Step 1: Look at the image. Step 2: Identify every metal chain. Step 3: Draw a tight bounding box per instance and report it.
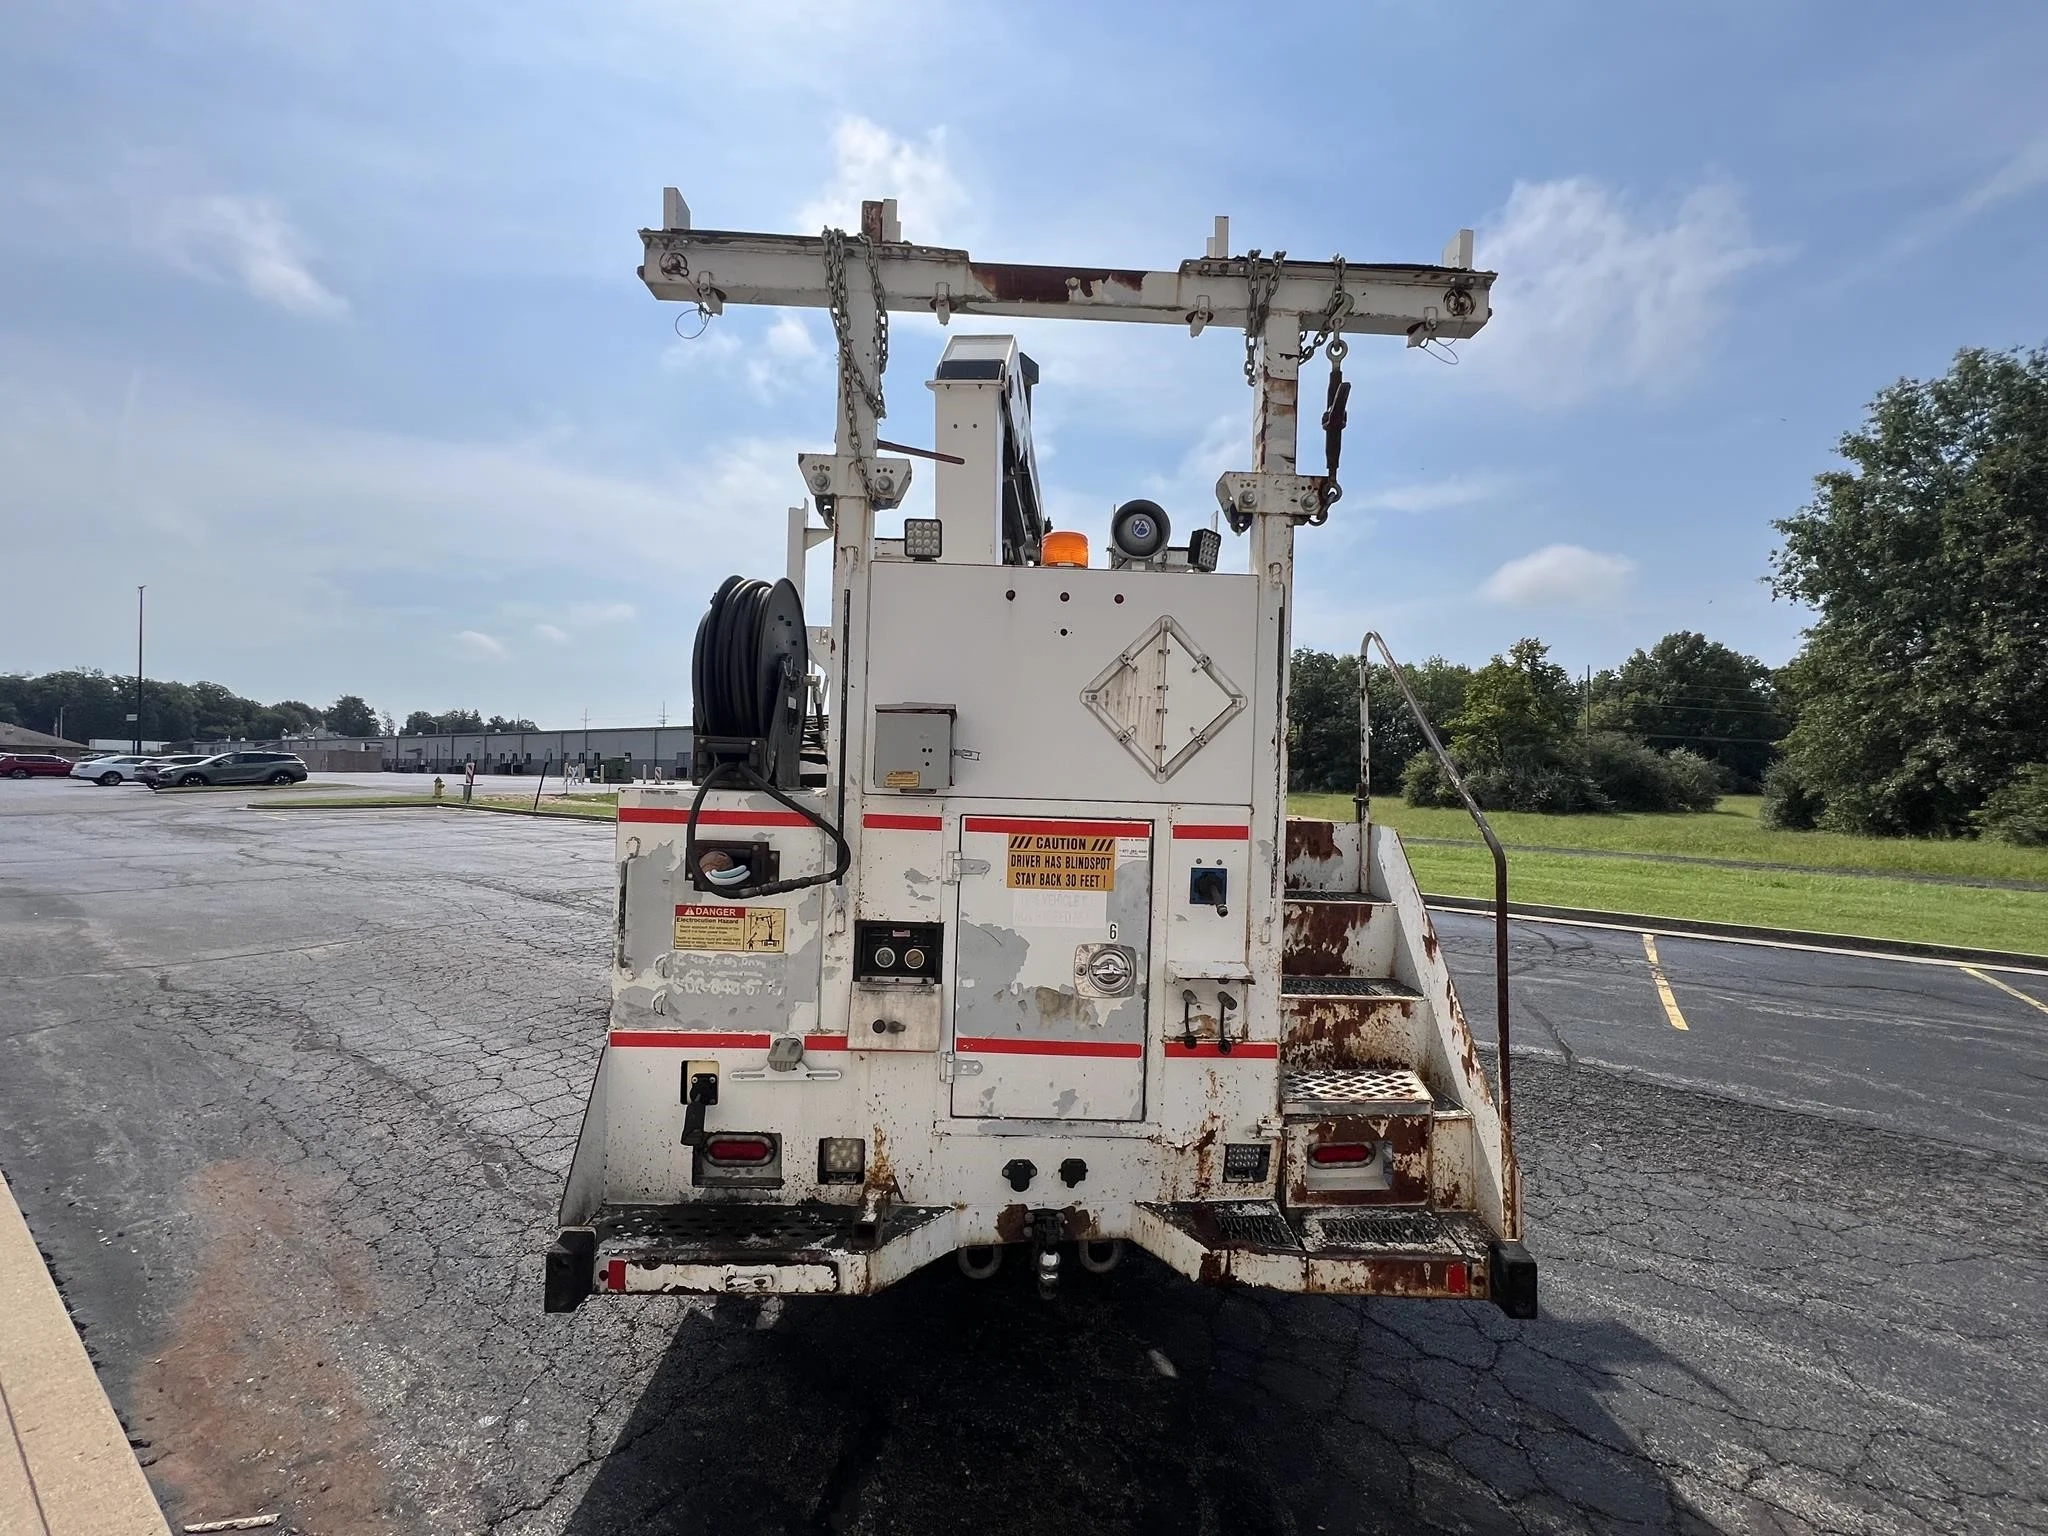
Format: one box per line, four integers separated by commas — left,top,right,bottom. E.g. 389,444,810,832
822,226,891,502
1299,255,1352,368
1241,249,1285,385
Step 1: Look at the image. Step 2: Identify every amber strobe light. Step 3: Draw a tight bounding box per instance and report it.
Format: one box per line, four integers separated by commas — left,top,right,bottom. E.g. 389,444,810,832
1041,529,1089,567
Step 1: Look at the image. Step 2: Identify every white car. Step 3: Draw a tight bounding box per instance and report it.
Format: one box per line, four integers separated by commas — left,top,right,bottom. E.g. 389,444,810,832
70,754,156,786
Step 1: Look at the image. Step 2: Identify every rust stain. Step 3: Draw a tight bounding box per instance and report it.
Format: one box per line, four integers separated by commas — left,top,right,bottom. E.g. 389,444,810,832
1286,818,1338,863
1423,929,1439,961
970,261,1147,304
1191,1116,1219,1194
1283,898,1375,976
135,1161,403,1533
995,1204,1028,1244
1280,995,1416,1069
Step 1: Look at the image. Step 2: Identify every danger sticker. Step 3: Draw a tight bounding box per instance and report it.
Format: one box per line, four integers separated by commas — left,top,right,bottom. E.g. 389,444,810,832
674,904,786,953
1006,834,1117,891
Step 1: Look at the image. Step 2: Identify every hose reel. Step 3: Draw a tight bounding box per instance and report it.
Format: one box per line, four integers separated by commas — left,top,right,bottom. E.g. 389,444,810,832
685,576,848,899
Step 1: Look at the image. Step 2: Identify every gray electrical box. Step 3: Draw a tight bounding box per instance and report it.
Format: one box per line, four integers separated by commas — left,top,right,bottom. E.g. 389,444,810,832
873,704,955,791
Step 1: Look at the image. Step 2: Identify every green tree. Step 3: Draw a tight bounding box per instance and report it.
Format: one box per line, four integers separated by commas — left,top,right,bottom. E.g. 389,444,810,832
1368,657,1473,795
401,711,440,736
485,714,539,733
1450,639,1579,775
326,695,379,736
1769,344,2048,835
1287,650,1358,792
1587,631,1785,790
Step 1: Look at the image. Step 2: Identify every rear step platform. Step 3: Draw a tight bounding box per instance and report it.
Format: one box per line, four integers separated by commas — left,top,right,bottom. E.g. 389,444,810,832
1134,1199,1536,1315
548,1202,955,1306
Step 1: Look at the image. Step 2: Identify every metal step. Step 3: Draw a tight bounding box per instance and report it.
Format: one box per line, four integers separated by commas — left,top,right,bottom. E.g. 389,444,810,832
1280,1065,1432,1117
1134,1198,1503,1300
1279,975,1419,998
593,1200,950,1266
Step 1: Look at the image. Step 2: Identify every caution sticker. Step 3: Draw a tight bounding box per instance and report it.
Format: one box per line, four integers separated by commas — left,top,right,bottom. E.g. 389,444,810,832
1006,833,1117,891
883,770,921,788
674,903,786,953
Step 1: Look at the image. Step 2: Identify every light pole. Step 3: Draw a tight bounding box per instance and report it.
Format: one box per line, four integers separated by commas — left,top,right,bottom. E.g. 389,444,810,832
134,585,146,755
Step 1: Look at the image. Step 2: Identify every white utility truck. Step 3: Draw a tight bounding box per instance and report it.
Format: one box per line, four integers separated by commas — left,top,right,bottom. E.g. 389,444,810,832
545,196,1534,1316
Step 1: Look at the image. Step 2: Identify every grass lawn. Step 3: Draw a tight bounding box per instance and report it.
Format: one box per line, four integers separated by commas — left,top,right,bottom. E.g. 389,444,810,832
1288,792,2048,886
1402,841,2048,955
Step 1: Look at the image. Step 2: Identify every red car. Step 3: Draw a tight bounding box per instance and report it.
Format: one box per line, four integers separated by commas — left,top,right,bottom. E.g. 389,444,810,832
0,753,74,779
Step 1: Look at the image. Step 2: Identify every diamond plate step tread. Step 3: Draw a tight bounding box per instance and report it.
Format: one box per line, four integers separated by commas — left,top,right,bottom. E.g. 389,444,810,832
1297,1209,1494,1261
1279,975,1422,998
594,1202,949,1261
1281,1065,1432,1116
1143,1199,1303,1253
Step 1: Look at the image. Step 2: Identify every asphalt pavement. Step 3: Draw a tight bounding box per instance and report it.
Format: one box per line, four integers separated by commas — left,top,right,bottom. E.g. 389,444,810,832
0,781,2043,1535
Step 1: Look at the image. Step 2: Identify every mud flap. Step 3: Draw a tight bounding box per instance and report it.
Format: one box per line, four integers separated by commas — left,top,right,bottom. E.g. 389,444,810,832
1488,1238,1537,1319
545,1228,597,1314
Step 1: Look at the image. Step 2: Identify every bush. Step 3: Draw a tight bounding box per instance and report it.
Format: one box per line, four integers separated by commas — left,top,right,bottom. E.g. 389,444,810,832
1402,749,1460,807
1980,764,2048,846
1758,758,1824,830
1575,734,1720,812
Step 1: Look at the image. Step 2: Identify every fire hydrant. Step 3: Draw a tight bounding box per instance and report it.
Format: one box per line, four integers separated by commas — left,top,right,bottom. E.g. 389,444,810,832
433,776,445,799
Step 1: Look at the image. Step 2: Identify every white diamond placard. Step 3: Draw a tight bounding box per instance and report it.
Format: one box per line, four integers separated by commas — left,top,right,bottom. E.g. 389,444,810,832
1081,616,1246,781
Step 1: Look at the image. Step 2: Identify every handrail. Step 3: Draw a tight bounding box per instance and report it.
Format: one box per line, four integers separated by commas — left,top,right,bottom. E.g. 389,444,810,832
1357,633,1518,1240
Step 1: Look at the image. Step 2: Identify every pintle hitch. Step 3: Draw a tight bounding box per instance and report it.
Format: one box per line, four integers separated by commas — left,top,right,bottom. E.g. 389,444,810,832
1031,1209,1064,1300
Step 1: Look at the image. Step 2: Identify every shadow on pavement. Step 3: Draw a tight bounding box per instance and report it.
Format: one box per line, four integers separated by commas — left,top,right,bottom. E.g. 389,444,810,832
560,1250,1703,1536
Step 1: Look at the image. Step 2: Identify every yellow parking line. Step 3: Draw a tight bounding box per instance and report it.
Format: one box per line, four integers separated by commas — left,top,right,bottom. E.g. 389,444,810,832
1641,933,1690,1031
1963,966,2048,1017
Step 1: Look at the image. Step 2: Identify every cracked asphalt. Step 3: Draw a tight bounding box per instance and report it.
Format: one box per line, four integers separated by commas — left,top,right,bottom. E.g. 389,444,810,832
1,784,2044,1535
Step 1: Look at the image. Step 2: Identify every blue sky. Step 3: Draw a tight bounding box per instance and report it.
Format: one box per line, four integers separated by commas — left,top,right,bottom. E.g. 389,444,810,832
5,1,2046,729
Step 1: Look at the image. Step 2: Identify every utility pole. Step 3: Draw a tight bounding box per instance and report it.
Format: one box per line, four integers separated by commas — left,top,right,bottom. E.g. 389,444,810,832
134,585,146,754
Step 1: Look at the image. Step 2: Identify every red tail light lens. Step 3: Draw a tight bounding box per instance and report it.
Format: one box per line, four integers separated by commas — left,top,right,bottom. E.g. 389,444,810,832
1309,1142,1374,1166
706,1136,773,1164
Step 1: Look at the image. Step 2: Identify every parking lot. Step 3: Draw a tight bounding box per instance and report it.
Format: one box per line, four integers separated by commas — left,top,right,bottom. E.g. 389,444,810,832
1,781,2044,1534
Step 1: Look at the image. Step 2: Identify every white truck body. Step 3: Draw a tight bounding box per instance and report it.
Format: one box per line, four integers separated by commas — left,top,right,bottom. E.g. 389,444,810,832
547,201,1533,1315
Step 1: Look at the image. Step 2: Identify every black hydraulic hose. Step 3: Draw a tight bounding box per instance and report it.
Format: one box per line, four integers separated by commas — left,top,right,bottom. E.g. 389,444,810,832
684,758,850,899
687,575,849,899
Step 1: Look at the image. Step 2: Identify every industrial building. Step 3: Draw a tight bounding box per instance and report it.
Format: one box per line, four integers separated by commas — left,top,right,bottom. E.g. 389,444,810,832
179,727,695,778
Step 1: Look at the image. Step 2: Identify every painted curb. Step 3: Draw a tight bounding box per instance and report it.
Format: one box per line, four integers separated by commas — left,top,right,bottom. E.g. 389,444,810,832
0,1170,172,1535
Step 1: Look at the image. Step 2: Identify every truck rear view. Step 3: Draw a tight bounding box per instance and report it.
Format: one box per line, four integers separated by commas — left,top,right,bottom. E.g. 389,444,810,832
546,199,1534,1318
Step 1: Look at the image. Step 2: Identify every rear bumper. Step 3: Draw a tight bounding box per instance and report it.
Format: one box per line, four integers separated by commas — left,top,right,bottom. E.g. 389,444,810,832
545,1200,1535,1316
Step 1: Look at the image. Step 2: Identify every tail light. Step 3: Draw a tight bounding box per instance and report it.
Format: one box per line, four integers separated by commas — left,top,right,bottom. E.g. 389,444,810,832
705,1136,773,1165
1309,1142,1375,1166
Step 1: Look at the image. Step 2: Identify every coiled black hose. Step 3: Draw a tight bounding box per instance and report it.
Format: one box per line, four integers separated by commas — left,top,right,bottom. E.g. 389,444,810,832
686,576,848,899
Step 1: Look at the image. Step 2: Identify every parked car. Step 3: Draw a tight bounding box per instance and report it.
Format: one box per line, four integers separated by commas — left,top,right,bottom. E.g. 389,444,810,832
135,754,215,785
0,753,75,779
70,754,156,785
162,751,309,787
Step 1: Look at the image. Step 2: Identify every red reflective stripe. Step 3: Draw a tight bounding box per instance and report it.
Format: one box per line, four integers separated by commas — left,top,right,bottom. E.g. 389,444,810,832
962,817,1150,837
606,1259,626,1292
954,1036,1144,1058
1172,824,1250,840
803,1035,849,1051
609,1031,771,1048
863,813,943,830
618,807,812,826
1163,1041,1278,1059
1447,1262,1469,1296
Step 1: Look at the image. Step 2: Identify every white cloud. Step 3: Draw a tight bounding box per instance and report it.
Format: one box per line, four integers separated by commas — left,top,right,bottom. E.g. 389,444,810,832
1348,474,1513,514
155,194,348,318
1878,132,2048,269
795,116,967,244
1470,178,1772,408
533,623,569,644
567,601,635,626
1482,544,1635,609
454,629,508,660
